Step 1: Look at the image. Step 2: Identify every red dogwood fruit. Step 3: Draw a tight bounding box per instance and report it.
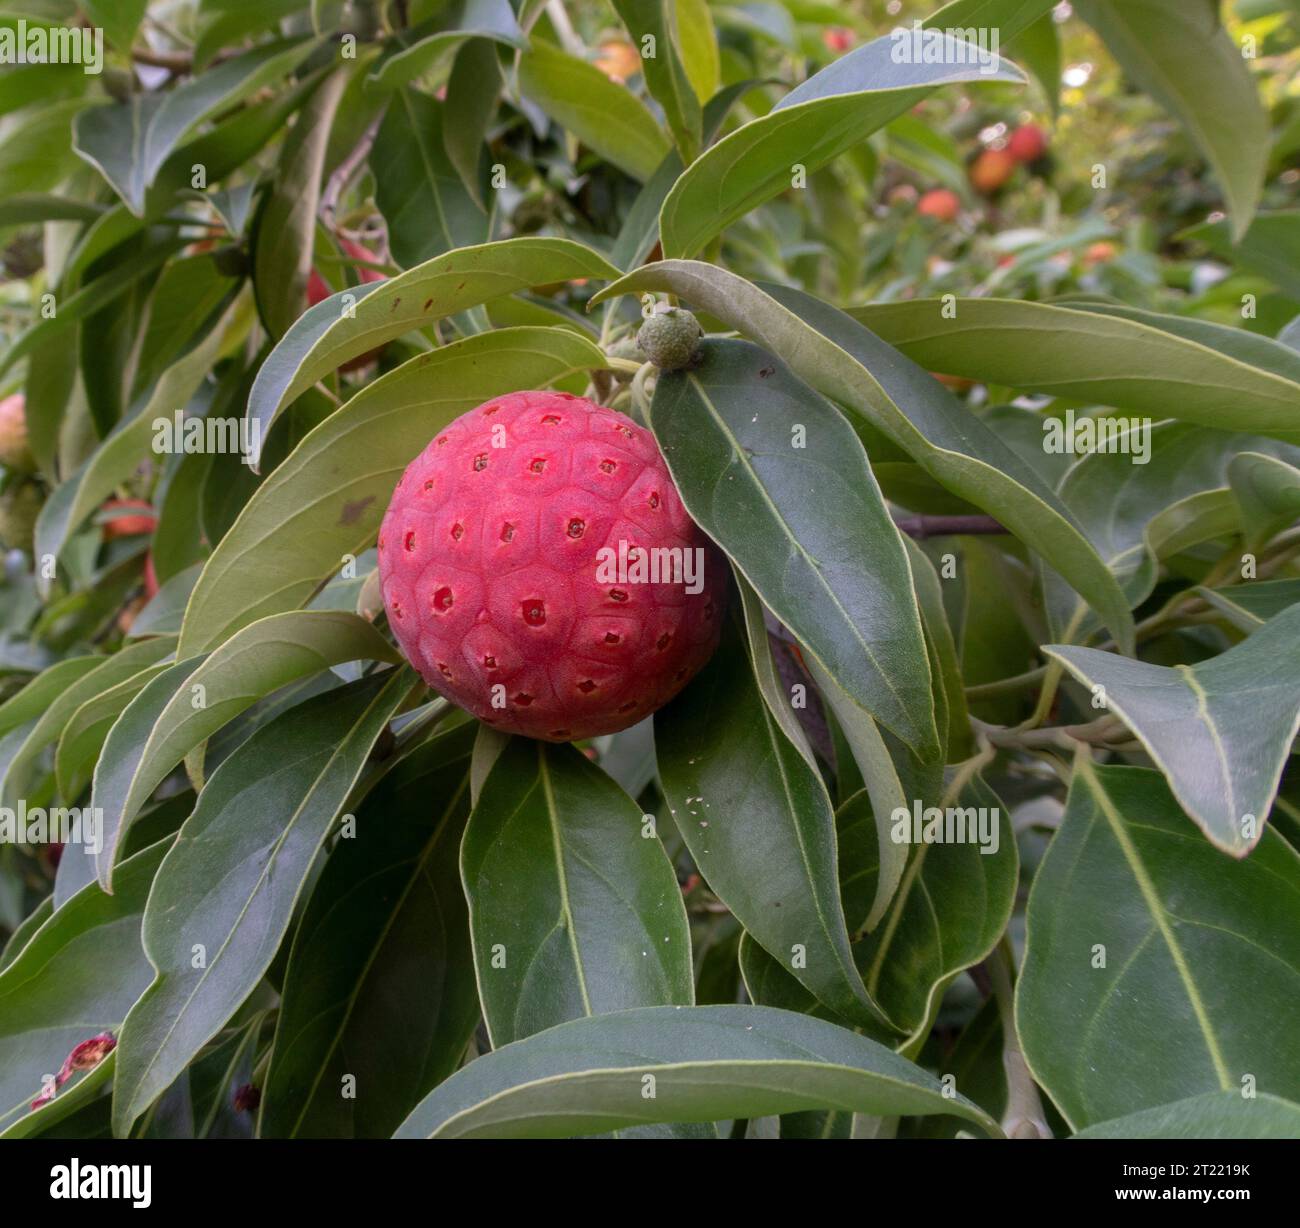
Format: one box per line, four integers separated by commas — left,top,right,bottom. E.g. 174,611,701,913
378,391,727,741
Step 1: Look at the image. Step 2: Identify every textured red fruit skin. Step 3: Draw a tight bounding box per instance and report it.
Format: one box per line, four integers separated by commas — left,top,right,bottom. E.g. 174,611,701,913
378,391,727,741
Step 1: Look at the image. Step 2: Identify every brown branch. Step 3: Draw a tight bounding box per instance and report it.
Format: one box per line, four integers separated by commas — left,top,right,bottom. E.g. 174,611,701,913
891,512,1008,540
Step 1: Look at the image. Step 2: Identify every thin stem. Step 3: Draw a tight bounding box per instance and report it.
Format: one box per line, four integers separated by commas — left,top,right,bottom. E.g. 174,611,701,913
891,512,1007,539
988,938,1052,1139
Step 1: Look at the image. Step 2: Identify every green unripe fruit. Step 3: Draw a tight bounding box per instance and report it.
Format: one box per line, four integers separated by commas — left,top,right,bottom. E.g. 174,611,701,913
0,481,43,552
636,305,702,372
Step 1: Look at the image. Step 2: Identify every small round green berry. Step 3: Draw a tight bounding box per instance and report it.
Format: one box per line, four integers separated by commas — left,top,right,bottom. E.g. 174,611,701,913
636,305,702,372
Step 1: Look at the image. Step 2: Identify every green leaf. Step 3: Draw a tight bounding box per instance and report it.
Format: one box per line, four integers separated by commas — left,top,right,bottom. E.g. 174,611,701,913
675,0,720,102
253,69,350,339
1227,451,1300,550
1196,579,1300,631
262,723,481,1137
245,238,620,460
372,88,488,268
393,1004,1000,1138
93,611,400,890
922,0,1059,43
0,98,88,196
611,1,701,162
1182,211,1300,302
657,30,1024,258
55,662,177,805
650,337,937,758
1041,421,1300,642
33,291,247,585
1074,1091,1300,1140
655,612,891,1033
0,840,168,1135
1075,0,1268,240
517,40,671,182
589,266,1135,654
442,38,502,207
366,0,526,93
463,738,692,1047
852,298,1300,446
0,193,104,229
1045,604,1300,856
111,668,414,1136
838,777,1017,1036
1017,762,1300,1129
0,655,103,739
72,38,318,215
0,637,176,811
182,326,606,653
82,0,146,50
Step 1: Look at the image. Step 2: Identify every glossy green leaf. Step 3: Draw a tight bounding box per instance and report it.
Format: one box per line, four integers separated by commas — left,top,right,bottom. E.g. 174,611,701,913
372,88,488,268
182,326,606,653
464,738,692,1047
442,38,502,206
1196,579,1300,632
1042,422,1300,642
0,840,167,1135
517,40,670,182
72,38,318,215
852,298,1300,445
590,265,1134,654
1182,211,1300,302
675,0,720,101
112,668,414,1136
1074,1091,1300,1140
94,611,400,890
55,662,178,805
838,777,1017,1036
394,1004,1000,1138
1045,604,1300,856
366,0,526,92
33,291,247,586
655,612,890,1032
611,1,701,162
650,337,936,757
81,0,146,51
1227,451,1300,550
253,69,350,339
262,723,481,1137
0,637,176,810
1018,762,1300,1129
245,238,620,460
658,30,1024,258
1076,0,1267,240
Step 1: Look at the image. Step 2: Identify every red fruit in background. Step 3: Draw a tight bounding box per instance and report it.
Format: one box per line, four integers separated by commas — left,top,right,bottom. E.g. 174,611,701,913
822,27,854,52
1007,123,1047,163
969,147,1016,195
593,39,641,83
0,392,34,472
144,552,159,600
308,237,387,371
1083,240,1117,266
378,391,727,741
917,189,960,222
101,498,156,540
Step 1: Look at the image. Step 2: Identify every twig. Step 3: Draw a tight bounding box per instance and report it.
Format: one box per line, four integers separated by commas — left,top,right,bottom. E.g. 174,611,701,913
321,117,383,229
987,939,1052,1139
891,512,1007,540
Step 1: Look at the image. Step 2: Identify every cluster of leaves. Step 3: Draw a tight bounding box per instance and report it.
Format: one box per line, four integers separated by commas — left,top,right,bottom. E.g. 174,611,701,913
0,0,1298,1141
